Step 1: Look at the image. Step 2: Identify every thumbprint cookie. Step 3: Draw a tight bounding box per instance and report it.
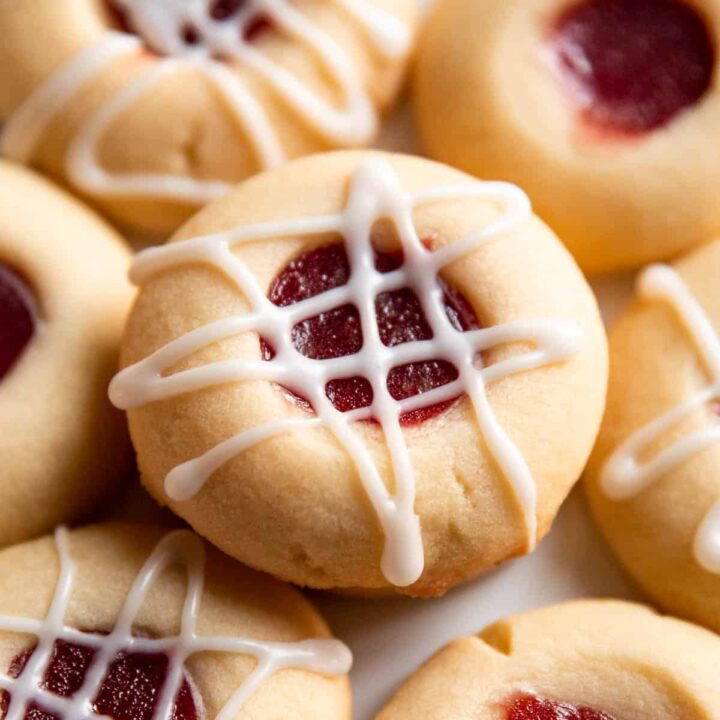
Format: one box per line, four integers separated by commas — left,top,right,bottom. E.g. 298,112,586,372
375,600,720,720
0,523,351,719
414,0,720,274
0,161,133,548
111,151,607,596
0,0,417,236
586,240,720,633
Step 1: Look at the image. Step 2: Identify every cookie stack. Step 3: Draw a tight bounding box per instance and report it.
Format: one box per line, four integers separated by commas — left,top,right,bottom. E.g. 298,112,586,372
0,1,719,719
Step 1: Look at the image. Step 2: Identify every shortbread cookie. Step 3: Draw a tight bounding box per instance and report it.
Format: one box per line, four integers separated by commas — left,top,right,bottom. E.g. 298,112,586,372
0,0,417,235
414,0,720,273
0,161,133,548
111,151,607,596
0,523,351,720
585,240,720,633
376,600,720,719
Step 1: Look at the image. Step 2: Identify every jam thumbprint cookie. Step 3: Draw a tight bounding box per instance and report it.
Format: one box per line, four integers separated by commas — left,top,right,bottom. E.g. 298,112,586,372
414,0,720,274
586,240,720,633
0,161,133,549
375,601,720,720
0,0,417,236
110,151,607,595
0,524,351,720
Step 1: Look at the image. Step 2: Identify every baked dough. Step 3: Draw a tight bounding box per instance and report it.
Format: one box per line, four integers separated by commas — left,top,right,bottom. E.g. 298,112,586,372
0,0,417,235
0,160,133,548
112,150,607,596
413,0,720,274
585,239,720,633
375,600,720,720
0,523,351,719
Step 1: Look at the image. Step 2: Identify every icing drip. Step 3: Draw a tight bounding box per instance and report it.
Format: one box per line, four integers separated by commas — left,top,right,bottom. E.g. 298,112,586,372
1,0,410,204
601,264,720,574
0,528,351,720
109,158,583,587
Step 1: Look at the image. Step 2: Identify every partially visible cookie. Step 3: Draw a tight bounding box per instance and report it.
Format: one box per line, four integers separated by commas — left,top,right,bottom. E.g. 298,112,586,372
0,160,134,548
414,0,720,273
0,0,418,235
585,240,720,633
0,523,352,720
376,600,720,719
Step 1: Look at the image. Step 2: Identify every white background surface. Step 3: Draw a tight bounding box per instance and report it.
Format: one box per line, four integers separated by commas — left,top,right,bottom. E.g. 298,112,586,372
309,98,643,719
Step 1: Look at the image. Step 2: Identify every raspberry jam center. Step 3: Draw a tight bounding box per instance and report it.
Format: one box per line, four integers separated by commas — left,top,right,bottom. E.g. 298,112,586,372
1,638,198,720
507,694,616,720
262,242,480,425
551,0,715,135
106,0,271,54
0,263,37,382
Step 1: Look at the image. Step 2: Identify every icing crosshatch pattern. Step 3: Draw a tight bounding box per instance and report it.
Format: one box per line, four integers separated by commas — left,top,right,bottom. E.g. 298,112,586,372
0,528,351,720
110,158,584,587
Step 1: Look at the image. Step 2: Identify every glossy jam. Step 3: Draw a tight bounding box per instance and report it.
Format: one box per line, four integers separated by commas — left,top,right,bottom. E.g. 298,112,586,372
0,263,37,382
263,242,480,425
551,0,715,135
1,638,198,720
106,0,271,53
507,694,616,720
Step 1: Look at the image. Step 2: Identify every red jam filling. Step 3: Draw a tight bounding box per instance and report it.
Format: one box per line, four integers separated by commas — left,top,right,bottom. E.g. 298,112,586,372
1,638,198,720
0,263,36,382
507,694,616,720
551,0,715,135
262,242,480,425
105,0,271,52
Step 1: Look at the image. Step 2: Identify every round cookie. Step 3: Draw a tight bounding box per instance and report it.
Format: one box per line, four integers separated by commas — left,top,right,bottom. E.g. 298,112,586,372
0,160,134,548
111,150,607,596
413,0,720,274
0,0,418,236
375,600,720,720
0,523,351,719
585,240,720,633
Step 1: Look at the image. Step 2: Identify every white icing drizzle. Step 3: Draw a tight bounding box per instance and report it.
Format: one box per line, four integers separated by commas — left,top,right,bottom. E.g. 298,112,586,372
0,527,351,720
600,264,720,574
109,158,583,587
1,0,410,203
